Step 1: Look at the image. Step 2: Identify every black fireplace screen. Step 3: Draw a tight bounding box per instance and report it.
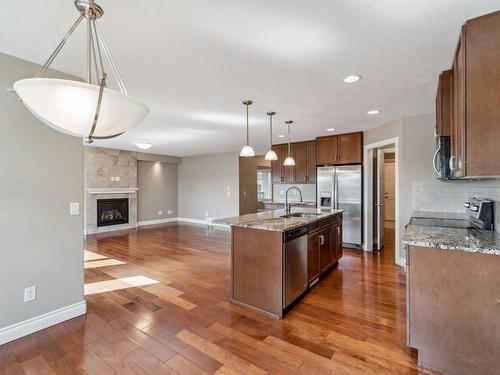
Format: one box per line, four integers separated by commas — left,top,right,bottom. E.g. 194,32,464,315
97,198,129,227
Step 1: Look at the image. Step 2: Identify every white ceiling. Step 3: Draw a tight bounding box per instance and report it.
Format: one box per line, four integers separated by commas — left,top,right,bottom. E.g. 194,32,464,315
2,1,500,156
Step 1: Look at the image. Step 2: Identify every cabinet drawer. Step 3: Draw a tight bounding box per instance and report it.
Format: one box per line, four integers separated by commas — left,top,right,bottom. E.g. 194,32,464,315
308,221,319,233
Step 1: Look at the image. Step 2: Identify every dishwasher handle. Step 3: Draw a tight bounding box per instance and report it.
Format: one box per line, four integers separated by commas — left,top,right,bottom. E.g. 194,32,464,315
284,226,308,242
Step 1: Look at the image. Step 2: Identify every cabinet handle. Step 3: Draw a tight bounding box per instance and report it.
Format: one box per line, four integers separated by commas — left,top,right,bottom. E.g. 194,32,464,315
319,235,325,245
432,145,441,175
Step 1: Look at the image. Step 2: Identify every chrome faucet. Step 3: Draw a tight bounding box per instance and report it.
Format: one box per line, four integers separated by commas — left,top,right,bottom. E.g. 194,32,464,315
285,187,303,214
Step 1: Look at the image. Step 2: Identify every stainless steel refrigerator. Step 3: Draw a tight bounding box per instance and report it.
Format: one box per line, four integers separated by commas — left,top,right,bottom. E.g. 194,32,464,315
317,165,362,249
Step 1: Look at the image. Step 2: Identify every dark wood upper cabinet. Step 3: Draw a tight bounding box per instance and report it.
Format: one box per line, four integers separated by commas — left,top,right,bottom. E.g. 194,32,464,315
337,132,363,164
464,11,500,177
271,144,283,183
316,132,363,166
446,11,500,178
306,141,317,183
316,136,338,165
292,142,308,183
435,70,452,138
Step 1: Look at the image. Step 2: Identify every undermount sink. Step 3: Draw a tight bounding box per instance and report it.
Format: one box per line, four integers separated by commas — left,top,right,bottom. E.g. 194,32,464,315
281,212,322,219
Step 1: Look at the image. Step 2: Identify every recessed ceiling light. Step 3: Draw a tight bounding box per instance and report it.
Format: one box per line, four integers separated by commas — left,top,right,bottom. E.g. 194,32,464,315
326,128,336,132
343,75,361,83
367,110,380,115
136,142,152,150
278,134,285,138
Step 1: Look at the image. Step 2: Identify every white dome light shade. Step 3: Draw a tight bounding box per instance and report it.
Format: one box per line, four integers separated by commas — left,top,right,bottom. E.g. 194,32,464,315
136,142,152,150
240,144,255,157
14,78,149,138
283,156,295,166
265,150,278,161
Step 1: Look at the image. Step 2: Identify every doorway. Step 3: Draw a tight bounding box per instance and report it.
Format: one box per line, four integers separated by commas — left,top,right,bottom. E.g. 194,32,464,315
363,138,401,266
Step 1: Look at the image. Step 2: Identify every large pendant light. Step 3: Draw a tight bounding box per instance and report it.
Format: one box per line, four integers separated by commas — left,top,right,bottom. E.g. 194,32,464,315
264,111,278,161
240,100,255,157
13,0,149,143
283,120,295,166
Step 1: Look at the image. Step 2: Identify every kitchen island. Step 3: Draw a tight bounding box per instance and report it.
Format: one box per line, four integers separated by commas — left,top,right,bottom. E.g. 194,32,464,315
215,208,343,319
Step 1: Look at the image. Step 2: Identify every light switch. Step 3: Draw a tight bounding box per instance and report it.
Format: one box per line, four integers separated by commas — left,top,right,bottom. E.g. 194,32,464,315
115,176,120,181
70,202,80,215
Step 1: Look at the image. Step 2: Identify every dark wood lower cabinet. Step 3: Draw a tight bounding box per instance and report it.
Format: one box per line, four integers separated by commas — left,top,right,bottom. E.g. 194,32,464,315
308,214,342,286
307,232,320,283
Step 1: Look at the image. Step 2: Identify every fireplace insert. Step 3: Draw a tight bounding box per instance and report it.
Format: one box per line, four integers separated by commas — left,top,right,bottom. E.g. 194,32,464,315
97,198,129,227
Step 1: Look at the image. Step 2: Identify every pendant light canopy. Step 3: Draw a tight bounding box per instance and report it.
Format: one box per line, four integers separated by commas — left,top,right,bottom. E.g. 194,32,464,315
13,0,148,143
264,111,278,161
240,100,255,157
283,120,295,166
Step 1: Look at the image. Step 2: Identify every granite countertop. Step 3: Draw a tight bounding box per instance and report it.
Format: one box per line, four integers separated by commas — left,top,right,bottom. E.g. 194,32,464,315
402,211,500,256
214,208,343,232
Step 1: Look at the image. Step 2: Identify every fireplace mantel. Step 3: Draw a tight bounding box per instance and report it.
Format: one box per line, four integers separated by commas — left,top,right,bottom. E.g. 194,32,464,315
87,188,139,195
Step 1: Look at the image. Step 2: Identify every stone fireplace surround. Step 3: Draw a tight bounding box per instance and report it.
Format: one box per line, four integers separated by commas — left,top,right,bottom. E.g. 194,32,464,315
84,147,139,235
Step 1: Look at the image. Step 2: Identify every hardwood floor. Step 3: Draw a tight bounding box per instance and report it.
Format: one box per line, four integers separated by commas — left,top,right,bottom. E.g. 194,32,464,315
0,223,435,374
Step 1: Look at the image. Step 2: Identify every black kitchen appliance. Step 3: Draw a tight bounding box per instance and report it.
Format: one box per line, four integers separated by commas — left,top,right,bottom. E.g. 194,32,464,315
433,136,451,179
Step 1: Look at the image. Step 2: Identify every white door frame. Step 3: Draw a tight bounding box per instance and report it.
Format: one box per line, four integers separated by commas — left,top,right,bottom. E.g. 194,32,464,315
363,137,403,266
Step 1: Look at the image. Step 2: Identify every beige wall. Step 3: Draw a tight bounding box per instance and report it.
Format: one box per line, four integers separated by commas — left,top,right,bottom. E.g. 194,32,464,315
0,53,84,331
239,156,270,215
179,152,239,220
364,113,445,263
138,160,178,222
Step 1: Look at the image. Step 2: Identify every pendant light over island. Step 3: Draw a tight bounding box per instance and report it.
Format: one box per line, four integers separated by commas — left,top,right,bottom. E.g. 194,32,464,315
240,100,255,157
264,111,278,161
283,120,295,166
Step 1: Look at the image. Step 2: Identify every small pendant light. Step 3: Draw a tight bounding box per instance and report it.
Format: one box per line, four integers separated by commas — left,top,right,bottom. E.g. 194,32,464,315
264,111,278,161
240,100,255,157
283,120,295,166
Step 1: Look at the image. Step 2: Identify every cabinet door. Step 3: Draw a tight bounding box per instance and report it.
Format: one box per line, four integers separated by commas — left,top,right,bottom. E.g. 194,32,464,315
330,221,342,263
307,232,320,284
465,12,500,176
435,73,443,138
436,71,453,138
292,142,308,183
306,141,317,183
319,228,331,273
451,27,466,178
271,144,283,183
337,132,363,164
282,144,294,183
316,136,337,165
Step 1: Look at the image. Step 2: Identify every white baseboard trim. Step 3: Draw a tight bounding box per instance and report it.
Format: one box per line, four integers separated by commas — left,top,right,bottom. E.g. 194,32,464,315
0,301,87,345
137,217,178,227
177,217,229,228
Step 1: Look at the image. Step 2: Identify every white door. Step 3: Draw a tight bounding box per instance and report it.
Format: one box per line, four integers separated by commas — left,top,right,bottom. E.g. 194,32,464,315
376,150,385,250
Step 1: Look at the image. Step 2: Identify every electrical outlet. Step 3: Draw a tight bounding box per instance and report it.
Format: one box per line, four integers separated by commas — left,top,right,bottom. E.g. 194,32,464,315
227,191,231,196
205,212,209,217
167,210,173,215
115,176,120,181
158,210,162,216
280,190,285,195
24,286,36,302
70,202,79,215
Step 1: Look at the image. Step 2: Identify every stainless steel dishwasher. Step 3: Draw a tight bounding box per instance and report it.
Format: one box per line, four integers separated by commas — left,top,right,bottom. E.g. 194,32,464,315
283,226,308,308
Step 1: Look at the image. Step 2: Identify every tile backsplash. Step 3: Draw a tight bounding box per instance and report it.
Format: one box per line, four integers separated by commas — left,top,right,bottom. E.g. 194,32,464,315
272,184,316,203
413,179,500,232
